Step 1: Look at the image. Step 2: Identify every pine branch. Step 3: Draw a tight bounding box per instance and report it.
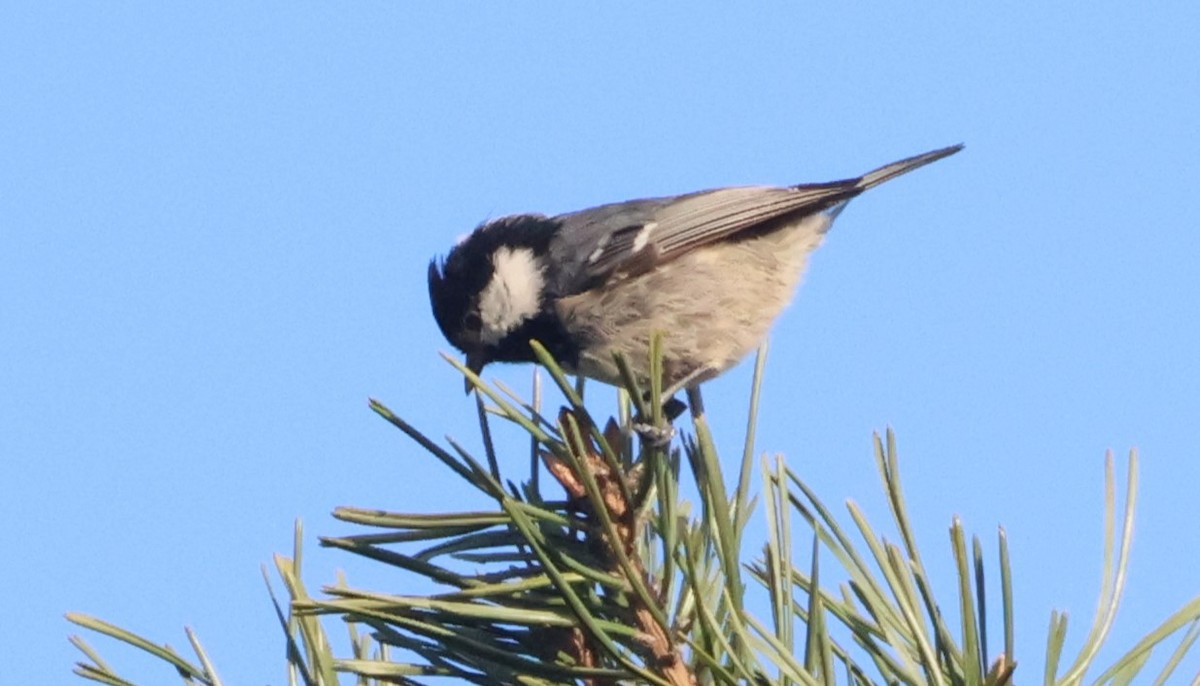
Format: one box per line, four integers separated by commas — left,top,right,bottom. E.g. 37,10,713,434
66,344,1200,685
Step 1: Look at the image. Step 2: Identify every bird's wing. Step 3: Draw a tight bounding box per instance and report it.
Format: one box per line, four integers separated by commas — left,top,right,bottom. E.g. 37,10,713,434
551,144,962,292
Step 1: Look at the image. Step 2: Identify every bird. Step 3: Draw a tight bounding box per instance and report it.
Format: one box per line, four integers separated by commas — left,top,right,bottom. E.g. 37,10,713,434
428,144,961,403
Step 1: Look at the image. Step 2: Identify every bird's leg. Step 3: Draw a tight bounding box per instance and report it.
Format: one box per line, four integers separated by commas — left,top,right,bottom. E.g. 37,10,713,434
661,366,715,404
631,396,683,449
631,366,715,448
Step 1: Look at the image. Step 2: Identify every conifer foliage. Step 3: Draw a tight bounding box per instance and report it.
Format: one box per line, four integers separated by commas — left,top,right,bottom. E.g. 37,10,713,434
69,343,1200,684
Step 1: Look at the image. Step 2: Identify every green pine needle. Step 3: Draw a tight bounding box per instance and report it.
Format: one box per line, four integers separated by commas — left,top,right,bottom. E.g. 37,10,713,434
66,346,1199,685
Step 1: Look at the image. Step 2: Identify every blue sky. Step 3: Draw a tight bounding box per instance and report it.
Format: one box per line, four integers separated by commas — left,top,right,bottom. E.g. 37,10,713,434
3,3,1199,683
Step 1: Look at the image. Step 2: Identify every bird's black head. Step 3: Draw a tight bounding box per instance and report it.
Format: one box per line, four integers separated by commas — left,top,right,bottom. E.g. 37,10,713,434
428,214,569,382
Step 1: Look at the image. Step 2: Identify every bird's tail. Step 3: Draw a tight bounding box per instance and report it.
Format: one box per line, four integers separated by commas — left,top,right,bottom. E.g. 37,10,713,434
856,144,964,191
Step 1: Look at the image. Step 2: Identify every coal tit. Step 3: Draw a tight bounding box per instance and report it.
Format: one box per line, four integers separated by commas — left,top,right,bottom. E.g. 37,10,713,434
429,145,961,398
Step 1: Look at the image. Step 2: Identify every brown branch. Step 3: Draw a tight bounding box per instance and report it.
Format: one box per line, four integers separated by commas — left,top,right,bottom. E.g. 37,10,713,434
540,407,696,686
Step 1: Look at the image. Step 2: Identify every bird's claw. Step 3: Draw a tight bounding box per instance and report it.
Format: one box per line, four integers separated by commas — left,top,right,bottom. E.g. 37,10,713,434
632,420,676,449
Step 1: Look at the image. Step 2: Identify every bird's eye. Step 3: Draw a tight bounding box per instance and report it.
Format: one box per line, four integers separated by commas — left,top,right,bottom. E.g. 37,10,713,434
463,312,482,331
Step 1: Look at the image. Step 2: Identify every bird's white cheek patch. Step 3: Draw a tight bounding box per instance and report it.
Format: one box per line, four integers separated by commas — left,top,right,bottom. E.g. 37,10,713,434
478,247,544,345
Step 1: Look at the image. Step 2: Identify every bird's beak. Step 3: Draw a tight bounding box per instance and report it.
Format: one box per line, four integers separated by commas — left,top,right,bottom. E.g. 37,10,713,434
464,351,487,394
